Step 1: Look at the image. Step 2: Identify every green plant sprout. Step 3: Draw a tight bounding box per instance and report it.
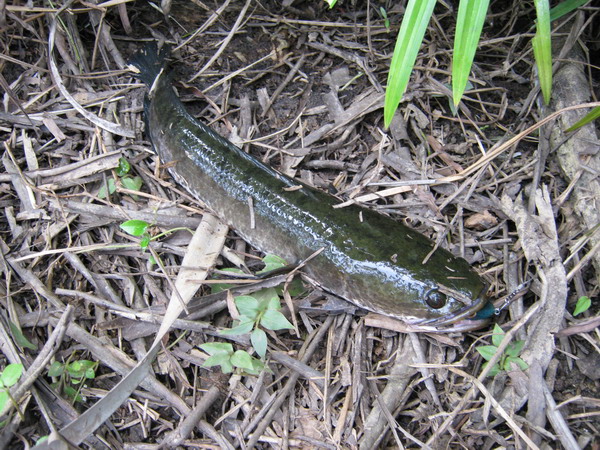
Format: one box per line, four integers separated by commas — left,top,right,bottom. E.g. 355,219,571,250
120,219,193,252
379,6,391,31
8,321,36,351
200,254,301,375
0,363,24,419
476,324,528,377
99,157,143,199
573,296,591,316
48,359,98,403
220,287,294,359
199,342,266,376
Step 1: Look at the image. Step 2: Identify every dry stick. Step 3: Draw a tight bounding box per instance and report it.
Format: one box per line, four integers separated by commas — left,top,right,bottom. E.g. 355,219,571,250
439,102,600,183
160,386,222,447
199,420,236,450
448,367,540,450
340,101,600,209
409,332,442,409
543,382,580,450
188,0,252,81
425,302,540,447
245,316,335,449
47,20,134,138
174,0,233,52
261,54,307,117
2,306,74,416
48,199,203,230
567,236,600,282
371,383,427,449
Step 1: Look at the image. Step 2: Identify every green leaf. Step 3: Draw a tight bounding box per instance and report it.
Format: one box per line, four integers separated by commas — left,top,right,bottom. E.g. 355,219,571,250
384,0,437,127
9,321,37,350
139,235,150,249
47,361,64,378
63,385,83,403
532,0,552,105
566,107,600,132
260,309,294,331
251,328,268,359
482,361,501,377
0,392,8,413
324,0,337,8
200,342,233,356
452,0,490,106
220,359,234,373
67,360,93,379
98,178,117,199
253,288,280,310
120,219,150,237
231,350,254,370
476,345,498,361
573,295,591,316
203,353,232,368
286,278,305,297
506,340,525,358
504,356,529,372
121,175,143,192
219,320,255,336
514,357,529,371
549,0,590,22
257,254,288,274
235,296,260,320
0,364,23,387
115,157,131,176
244,357,266,376
491,323,505,347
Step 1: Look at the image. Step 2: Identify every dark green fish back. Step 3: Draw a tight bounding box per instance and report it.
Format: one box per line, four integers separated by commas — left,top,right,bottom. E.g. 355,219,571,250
130,44,488,324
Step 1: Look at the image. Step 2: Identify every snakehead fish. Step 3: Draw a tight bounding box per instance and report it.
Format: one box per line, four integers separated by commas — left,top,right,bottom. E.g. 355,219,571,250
129,43,490,332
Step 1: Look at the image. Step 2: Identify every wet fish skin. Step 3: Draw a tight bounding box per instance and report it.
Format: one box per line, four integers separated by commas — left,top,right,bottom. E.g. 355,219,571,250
129,44,488,329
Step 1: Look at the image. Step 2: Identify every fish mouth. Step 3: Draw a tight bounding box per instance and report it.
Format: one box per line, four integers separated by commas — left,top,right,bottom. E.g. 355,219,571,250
411,292,491,332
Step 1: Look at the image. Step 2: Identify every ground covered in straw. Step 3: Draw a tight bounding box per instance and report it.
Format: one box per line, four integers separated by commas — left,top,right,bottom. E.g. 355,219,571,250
0,1,599,448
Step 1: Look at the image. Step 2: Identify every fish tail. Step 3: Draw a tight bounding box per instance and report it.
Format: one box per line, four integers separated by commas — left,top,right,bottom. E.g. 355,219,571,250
129,42,170,86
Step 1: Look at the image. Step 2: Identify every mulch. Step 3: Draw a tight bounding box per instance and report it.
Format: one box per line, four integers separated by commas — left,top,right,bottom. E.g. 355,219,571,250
0,1,598,448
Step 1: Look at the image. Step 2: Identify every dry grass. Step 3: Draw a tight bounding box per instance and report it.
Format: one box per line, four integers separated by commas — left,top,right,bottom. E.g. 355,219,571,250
0,1,598,448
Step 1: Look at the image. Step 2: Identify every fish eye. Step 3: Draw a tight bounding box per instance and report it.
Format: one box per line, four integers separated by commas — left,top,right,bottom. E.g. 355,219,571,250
425,289,447,309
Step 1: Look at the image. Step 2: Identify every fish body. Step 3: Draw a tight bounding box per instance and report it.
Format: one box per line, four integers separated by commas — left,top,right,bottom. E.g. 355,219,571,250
130,44,488,330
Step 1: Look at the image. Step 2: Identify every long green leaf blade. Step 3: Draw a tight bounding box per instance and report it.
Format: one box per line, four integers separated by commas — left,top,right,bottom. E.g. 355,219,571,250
533,0,552,105
452,0,490,106
384,0,437,127
566,106,600,132
549,0,590,22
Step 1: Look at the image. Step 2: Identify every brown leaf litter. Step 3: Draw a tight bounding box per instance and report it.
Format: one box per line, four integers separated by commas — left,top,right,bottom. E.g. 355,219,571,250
0,1,599,448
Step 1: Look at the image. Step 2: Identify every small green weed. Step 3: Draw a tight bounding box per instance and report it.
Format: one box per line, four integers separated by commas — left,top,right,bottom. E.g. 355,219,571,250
48,359,98,403
220,287,294,359
0,363,24,417
120,219,193,266
573,296,591,316
379,7,390,31
99,157,143,199
202,254,300,375
199,342,266,375
476,324,528,377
